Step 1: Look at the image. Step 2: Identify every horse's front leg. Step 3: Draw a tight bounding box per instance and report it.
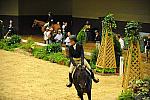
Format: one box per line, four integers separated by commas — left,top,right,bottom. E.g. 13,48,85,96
80,94,83,100
77,91,84,100
87,90,91,100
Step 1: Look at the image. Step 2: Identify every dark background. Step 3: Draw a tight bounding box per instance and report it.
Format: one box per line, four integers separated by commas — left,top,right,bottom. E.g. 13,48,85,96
0,0,150,41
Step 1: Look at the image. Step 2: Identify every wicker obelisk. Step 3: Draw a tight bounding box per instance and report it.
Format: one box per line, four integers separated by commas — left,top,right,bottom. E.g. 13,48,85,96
123,41,143,88
122,21,143,89
96,30,116,70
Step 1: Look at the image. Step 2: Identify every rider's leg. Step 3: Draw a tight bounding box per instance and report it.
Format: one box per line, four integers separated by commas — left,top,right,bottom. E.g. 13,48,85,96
66,63,75,87
84,59,99,83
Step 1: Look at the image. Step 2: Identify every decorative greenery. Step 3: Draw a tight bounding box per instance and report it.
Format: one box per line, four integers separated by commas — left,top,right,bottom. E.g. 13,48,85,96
0,35,69,66
124,21,142,43
118,89,135,100
32,47,47,59
48,52,69,66
119,78,150,100
8,35,21,45
0,35,21,51
31,43,68,66
124,36,129,50
102,13,117,35
77,26,87,44
96,68,115,73
21,37,36,52
129,79,150,100
46,43,62,53
89,35,122,71
90,48,99,69
32,47,69,66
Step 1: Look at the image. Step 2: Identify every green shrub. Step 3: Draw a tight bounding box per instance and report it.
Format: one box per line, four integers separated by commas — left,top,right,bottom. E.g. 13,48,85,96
46,43,62,53
129,79,150,100
77,27,87,44
102,13,117,31
124,21,141,43
119,78,150,100
3,44,14,51
32,47,69,66
124,37,129,50
48,52,69,66
0,35,21,51
90,48,99,69
143,77,150,84
21,38,36,52
43,54,51,61
32,47,47,59
96,68,115,73
118,89,135,100
0,39,6,49
8,35,21,44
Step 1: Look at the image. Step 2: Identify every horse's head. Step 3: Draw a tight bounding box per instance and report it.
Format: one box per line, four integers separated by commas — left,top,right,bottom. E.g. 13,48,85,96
73,64,92,100
32,19,38,27
76,65,87,90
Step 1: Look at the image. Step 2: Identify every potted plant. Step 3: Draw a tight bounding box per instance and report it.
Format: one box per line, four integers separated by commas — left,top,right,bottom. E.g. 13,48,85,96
124,21,141,44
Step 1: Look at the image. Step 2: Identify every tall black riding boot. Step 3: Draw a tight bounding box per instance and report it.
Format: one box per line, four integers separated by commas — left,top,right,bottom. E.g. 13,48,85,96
90,70,99,83
66,73,73,87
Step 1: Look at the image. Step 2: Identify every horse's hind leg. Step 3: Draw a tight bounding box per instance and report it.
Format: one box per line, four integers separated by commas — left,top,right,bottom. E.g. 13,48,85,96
87,90,91,100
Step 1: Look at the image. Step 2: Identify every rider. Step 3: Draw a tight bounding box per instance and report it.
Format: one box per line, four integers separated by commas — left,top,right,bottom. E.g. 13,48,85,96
66,35,99,87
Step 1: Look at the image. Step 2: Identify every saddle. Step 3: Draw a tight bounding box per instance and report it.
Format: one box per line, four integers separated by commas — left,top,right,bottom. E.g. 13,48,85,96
74,64,91,76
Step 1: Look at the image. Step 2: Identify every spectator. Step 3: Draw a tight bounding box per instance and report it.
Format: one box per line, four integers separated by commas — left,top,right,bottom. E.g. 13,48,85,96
84,21,91,41
54,29,63,43
43,27,50,44
48,27,53,44
64,32,71,57
146,34,150,62
62,22,68,40
95,30,100,49
118,35,124,50
144,38,147,53
48,11,53,25
0,20,4,39
62,22,67,33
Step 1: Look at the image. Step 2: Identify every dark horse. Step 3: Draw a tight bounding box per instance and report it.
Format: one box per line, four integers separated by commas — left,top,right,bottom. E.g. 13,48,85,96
73,64,92,100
